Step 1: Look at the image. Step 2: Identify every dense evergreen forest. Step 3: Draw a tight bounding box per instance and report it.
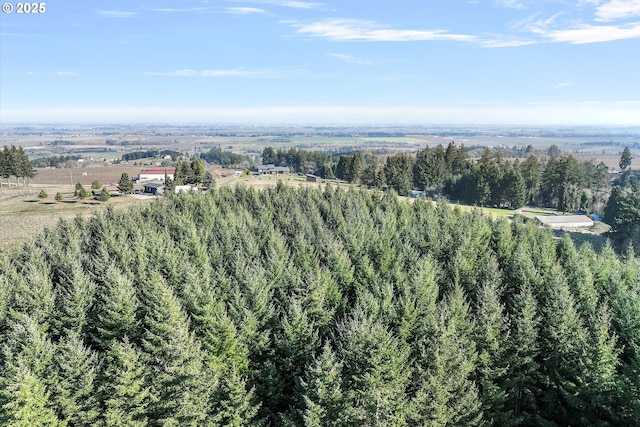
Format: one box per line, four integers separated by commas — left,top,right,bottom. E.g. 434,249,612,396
1,185,639,426
263,143,618,214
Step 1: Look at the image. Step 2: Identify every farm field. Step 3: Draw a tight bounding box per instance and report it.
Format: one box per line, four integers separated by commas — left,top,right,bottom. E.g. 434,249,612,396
0,186,152,252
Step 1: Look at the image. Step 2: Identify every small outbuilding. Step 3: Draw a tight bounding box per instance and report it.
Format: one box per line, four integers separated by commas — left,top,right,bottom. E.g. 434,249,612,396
143,182,164,195
535,215,594,229
257,164,290,175
306,174,318,183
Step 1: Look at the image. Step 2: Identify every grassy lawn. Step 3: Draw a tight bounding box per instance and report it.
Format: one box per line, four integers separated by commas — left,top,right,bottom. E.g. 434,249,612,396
524,209,555,216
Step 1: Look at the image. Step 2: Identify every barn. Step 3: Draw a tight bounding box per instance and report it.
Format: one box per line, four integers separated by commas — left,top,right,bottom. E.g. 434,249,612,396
138,168,175,182
535,215,594,229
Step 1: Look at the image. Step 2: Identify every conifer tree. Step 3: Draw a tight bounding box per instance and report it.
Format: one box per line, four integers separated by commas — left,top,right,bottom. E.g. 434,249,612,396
0,313,58,426
52,255,96,336
74,182,88,200
503,284,541,425
53,331,100,425
212,366,259,427
474,275,512,425
361,156,380,188
0,363,61,427
410,295,482,426
383,153,413,196
117,172,133,194
9,246,56,328
538,268,589,424
90,264,139,349
98,186,110,201
140,272,212,425
100,337,150,427
302,343,349,427
336,310,411,426
619,146,632,171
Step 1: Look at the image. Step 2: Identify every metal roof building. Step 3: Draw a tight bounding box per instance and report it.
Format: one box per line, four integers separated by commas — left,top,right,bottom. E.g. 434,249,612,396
535,215,594,229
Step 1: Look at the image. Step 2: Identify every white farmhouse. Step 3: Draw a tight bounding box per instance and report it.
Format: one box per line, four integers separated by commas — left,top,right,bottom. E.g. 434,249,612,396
137,168,175,182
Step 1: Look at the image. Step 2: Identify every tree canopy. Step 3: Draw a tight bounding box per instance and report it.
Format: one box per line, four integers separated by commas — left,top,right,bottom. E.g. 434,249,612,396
1,185,638,426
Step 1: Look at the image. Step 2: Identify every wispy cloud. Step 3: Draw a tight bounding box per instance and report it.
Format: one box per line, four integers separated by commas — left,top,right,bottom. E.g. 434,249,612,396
288,19,476,42
325,53,373,65
98,10,136,18
144,68,302,78
494,0,524,9
554,82,575,88
594,0,640,22
56,71,79,76
153,7,208,13
225,7,267,14
289,18,537,47
531,21,640,43
253,0,322,9
477,37,536,47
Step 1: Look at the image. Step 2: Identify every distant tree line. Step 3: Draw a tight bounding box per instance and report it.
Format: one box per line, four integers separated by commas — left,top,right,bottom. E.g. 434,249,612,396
121,150,182,162
268,143,615,211
30,155,82,168
262,146,380,180
0,186,639,425
199,147,249,166
0,145,37,186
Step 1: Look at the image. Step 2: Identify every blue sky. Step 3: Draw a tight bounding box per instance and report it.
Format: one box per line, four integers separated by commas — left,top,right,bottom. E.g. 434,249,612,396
1,0,639,125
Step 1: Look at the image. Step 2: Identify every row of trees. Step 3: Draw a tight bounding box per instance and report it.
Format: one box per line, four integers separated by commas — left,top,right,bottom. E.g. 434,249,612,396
121,150,182,162
200,147,250,166
0,145,37,186
30,155,82,168
1,186,638,425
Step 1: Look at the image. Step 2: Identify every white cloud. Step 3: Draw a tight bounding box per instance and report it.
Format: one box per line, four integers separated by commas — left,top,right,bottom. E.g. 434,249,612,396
325,53,373,65
533,22,640,43
594,0,640,22
225,7,267,14
144,68,301,78
288,19,476,42
554,82,575,88
98,10,136,18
